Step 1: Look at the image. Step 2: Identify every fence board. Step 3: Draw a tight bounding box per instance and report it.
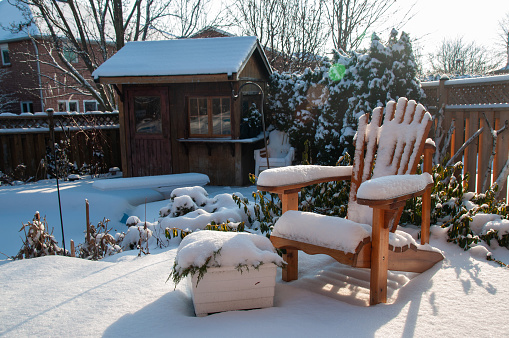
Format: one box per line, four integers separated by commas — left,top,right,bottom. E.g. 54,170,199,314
494,112,509,198
452,111,465,162
478,115,490,191
0,112,120,180
464,111,479,192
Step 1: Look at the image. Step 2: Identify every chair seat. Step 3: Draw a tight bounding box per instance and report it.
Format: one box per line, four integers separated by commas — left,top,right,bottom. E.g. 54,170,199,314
273,210,428,253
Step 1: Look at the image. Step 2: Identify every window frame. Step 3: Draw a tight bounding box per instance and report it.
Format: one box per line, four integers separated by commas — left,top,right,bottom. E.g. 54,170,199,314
1,44,10,66
188,96,231,138
58,100,80,112
63,45,78,64
83,100,98,112
20,101,34,113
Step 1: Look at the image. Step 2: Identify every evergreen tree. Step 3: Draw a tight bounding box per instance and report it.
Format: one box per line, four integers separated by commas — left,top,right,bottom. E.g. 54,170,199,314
315,51,356,164
266,29,423,164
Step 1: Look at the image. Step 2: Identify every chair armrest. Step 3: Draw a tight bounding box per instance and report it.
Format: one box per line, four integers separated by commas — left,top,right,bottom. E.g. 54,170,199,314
356,173,433,209
257,165,352,194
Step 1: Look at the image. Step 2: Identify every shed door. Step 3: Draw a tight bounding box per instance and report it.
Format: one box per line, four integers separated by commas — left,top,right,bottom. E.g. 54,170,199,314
126,87,172,177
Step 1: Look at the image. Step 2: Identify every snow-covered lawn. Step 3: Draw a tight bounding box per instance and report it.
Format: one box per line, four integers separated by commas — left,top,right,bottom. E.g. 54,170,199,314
1,178,509,337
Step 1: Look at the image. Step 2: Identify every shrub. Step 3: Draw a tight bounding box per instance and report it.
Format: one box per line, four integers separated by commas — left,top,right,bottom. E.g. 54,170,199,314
14,212,66,259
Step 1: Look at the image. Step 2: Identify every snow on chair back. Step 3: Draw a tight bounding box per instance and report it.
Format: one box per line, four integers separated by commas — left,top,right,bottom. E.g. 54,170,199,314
347,97,433,227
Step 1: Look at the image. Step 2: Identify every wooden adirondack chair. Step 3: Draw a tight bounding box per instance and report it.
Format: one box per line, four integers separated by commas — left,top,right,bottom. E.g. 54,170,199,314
257,97,444,306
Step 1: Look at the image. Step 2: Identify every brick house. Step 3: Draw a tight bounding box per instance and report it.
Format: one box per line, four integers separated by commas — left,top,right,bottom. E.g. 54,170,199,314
0,0,105,114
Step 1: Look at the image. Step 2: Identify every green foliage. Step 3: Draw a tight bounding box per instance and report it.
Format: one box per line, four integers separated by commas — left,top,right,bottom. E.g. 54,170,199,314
300,153,351,217
401,160,509,257
233,174,282,236
169,249,221,288
164,220,246,241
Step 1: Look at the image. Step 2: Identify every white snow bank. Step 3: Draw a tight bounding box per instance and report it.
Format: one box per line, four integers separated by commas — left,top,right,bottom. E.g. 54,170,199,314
257,165,352,187
356,173,433,200
174,231,284,272
92,173,209,197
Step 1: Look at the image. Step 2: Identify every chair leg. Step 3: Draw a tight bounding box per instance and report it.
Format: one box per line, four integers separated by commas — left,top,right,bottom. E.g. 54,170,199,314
282,249,298,282
370,208,389,305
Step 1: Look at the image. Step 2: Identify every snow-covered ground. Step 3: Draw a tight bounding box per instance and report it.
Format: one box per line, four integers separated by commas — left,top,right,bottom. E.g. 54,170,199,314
1,178,509,337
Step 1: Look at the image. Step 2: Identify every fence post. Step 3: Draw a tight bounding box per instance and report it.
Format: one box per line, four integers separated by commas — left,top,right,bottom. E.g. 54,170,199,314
438,75,449,109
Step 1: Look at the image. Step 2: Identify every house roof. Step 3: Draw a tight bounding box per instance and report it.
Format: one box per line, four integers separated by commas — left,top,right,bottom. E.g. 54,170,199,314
93,36,272,83
0,0,40,42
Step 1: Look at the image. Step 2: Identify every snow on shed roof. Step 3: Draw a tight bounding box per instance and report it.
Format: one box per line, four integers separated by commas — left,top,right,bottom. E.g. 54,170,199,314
93,36,270,80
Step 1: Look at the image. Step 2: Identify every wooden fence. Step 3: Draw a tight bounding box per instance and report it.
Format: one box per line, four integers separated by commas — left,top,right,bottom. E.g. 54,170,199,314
421,74,509,200
0,111,121,180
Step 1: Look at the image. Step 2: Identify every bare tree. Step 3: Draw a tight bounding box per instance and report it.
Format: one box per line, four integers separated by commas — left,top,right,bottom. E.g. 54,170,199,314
0,69,17,112
232,0,327,72
7,0,216,110
428,37,499,75
324,0,401,52
498,12,509,67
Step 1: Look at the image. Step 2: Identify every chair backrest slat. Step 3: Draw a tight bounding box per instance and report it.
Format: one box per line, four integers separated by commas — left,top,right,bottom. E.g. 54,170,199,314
347,97,432,228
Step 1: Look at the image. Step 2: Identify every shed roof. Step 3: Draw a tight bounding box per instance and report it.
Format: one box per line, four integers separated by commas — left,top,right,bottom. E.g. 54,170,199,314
93,36,271,83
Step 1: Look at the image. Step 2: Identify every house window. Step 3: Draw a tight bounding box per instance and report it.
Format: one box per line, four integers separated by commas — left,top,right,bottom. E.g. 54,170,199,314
58,100,79,112
21,101,34,113
63,46,78,63
1,44,10,66
189,97,231,137
83,100,98,112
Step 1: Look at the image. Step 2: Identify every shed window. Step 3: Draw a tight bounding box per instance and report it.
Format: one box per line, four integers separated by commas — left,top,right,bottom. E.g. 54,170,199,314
134,96,162,134
189,97,230,137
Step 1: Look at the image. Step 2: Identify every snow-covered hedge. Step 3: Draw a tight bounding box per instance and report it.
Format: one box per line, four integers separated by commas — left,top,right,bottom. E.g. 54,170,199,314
267,29,423,165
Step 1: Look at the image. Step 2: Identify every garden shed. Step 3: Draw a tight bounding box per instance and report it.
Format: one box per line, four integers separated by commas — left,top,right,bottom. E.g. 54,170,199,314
92,36,272,185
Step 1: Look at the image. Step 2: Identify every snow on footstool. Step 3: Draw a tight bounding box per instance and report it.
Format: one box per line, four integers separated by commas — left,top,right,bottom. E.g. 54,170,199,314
170,231,285,317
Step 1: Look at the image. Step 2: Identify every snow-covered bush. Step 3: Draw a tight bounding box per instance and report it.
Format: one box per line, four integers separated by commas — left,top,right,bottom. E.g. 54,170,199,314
78,218,122,260
266,29,423,164
159,186,251,233
0,164,33,186
14,212,66,259
122,222,153,254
